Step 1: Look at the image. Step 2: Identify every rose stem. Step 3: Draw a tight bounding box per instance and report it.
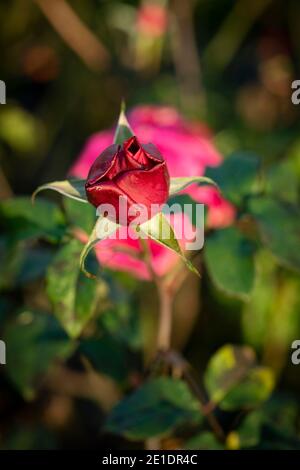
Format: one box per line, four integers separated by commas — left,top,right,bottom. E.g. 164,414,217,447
0,166,13,200
156,284,173,351
140,238,173,451
140,239,225,443
140,238,173,352
162,351,225,443
34,0,110,71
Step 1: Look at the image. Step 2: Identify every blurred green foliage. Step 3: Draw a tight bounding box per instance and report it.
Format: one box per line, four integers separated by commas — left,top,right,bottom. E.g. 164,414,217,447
0,0,300,451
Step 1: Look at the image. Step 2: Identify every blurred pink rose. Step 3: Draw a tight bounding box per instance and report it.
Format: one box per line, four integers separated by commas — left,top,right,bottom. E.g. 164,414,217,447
137,3,168,38
95,213,195,281
70,105,235,280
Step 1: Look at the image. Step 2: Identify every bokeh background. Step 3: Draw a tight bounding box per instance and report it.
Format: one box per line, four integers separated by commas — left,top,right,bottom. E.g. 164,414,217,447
0,0,300,450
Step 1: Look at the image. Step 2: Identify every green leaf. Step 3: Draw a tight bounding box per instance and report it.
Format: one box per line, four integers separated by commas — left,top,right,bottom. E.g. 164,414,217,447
248,196,300,272
0,239,53,290
79,292,141,382
228,404,300,449
168,194,207,227
169,176,218,196
79,336,132,382
17,247,54,285
32,179,87,204
139,212,199,276
242,250,300,356
185,432,224,450
47,239,107,337
0,197,65,243
241,398,300,449
206,152,260,206
79,216,120,278
1,426,57,450
0,241,54,290
242,250,277,348
4,311,74,399
262,395,299,434
106,377,202,440
264,161,298,204
204,227,256,300
204,344,274,411
230,411,263,449
113,104,134,145
0,239,24,290
205,345,255,403
257,423,300,450
221,367,274,410
99,303,141,350
64,197,96,233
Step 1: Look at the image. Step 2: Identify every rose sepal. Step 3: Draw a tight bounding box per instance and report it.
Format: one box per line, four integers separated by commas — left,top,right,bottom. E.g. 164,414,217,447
169,176,218,196
80,211,199,279
32,179,87,204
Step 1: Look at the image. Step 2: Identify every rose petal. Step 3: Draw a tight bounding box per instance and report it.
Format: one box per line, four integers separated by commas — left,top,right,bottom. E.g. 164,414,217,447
86,144,119,183
123,136,150,167
115,162,170,211
85,180,135,221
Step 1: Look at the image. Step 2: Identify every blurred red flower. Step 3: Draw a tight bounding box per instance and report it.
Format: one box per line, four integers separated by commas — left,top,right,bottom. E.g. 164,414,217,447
137,3,168,38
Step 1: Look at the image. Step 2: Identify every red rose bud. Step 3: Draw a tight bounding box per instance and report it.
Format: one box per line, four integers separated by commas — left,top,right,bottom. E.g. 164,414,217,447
85,136,170,225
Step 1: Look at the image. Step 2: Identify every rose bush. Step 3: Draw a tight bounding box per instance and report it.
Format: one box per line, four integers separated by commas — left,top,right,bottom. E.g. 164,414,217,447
71,105,235,279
